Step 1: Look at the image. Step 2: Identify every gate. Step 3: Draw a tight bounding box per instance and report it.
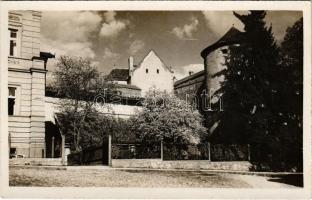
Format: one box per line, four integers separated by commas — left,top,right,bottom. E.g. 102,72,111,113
67,137,109,165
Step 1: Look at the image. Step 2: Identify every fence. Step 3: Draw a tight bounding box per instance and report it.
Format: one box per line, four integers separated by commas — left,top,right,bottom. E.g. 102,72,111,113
210,144,250,161
163,143,210,160
68,142,250,165
113,143,250,161
67,142,108,165
112,143,161,159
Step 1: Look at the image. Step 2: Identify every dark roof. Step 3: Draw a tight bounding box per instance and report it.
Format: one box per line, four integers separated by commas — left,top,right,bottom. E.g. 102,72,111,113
108,68,129,81
201,26,244,58
115,83,141,90
174,70,205,87
32,52,55,64
40,52,55,59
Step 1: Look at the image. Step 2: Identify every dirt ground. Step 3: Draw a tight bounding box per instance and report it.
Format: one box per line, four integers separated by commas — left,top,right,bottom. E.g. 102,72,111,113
9,166,302,188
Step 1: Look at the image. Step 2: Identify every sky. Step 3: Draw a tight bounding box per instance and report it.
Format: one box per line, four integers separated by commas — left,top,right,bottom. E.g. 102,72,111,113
40,11,302,81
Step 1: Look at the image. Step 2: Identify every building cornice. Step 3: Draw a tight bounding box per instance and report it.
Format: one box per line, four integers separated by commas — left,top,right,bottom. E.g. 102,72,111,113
30,68,48,74
8,67,47,74
8,68,30,73
8,56,32,61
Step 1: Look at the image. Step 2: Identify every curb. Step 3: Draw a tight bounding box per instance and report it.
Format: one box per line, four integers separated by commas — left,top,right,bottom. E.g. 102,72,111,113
10,165,67,170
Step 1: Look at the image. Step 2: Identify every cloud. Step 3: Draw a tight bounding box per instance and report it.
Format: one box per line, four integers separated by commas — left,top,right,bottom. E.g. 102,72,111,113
129,40,145,54
41,39,95,58
41,11,101,73
41,38,96,77
201,11,245,37
42,11,101,43
265,11,302,42
172,17,199,40
202,11,302,42
99,11,128,38
174,64,204,80
103,48,119,60
104,11,117,23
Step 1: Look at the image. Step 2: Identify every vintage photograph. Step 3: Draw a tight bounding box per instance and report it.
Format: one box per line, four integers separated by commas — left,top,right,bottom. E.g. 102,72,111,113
5,8,305,190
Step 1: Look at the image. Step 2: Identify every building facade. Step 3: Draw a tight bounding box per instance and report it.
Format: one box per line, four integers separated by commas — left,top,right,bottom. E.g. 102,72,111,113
109,50,174,96
8,11,48,158
174,70,205,110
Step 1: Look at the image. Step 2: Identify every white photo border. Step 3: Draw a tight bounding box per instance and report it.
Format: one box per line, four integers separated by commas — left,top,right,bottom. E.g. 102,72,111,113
0,1,311,199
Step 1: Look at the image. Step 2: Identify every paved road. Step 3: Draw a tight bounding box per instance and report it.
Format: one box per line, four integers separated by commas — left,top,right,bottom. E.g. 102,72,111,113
9,166,302,188
235,174,299,188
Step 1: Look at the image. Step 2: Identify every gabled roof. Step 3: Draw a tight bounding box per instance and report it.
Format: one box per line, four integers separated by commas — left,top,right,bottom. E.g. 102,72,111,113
108,68,129,81
108,50,173,82
201,26,244,58
135,50,174,73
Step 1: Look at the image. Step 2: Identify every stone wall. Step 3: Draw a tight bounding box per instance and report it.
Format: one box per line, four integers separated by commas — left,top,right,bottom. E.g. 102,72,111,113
174,71,205,110
112,159,252,171
9,158,64,166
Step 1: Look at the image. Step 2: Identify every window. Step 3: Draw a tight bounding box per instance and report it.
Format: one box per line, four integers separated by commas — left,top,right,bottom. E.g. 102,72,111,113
157,69,159,74
146,69,148,73
10,148,16,158
8,86,18,115
221,48,228,54
9,29,19,57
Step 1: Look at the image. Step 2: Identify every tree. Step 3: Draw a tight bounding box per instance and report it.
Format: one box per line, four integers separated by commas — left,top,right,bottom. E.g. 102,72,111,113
53,56,113,152
277,17,303,171
210,11,282,167
130,89,207,147
280,17,303,117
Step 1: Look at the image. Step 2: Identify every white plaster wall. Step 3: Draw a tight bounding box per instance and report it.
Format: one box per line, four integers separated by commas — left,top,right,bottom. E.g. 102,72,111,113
130,51,174,95
8,11,45,157
45,97,141,123
205,47,228,98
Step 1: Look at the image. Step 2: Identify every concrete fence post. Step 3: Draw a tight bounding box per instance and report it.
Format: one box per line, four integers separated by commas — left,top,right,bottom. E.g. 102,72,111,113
61,135,65,165
161,141,163,160
208,142,211,161
108,134,112,167
51,136,55,158
248,144,251,161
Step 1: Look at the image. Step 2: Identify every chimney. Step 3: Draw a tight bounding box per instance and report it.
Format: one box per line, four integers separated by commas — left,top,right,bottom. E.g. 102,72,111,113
128,56,134,76
189,71,194,76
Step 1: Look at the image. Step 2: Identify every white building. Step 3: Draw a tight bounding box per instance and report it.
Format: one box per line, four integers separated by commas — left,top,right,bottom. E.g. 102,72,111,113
8,11,54,158
108,50,174,96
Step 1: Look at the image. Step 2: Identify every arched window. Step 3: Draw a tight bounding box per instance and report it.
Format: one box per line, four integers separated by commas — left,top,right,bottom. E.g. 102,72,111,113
146,69,148,73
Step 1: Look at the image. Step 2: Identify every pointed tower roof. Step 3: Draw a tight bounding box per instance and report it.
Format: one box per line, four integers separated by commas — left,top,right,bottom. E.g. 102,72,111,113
201,26,245,58
135,49,174,73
